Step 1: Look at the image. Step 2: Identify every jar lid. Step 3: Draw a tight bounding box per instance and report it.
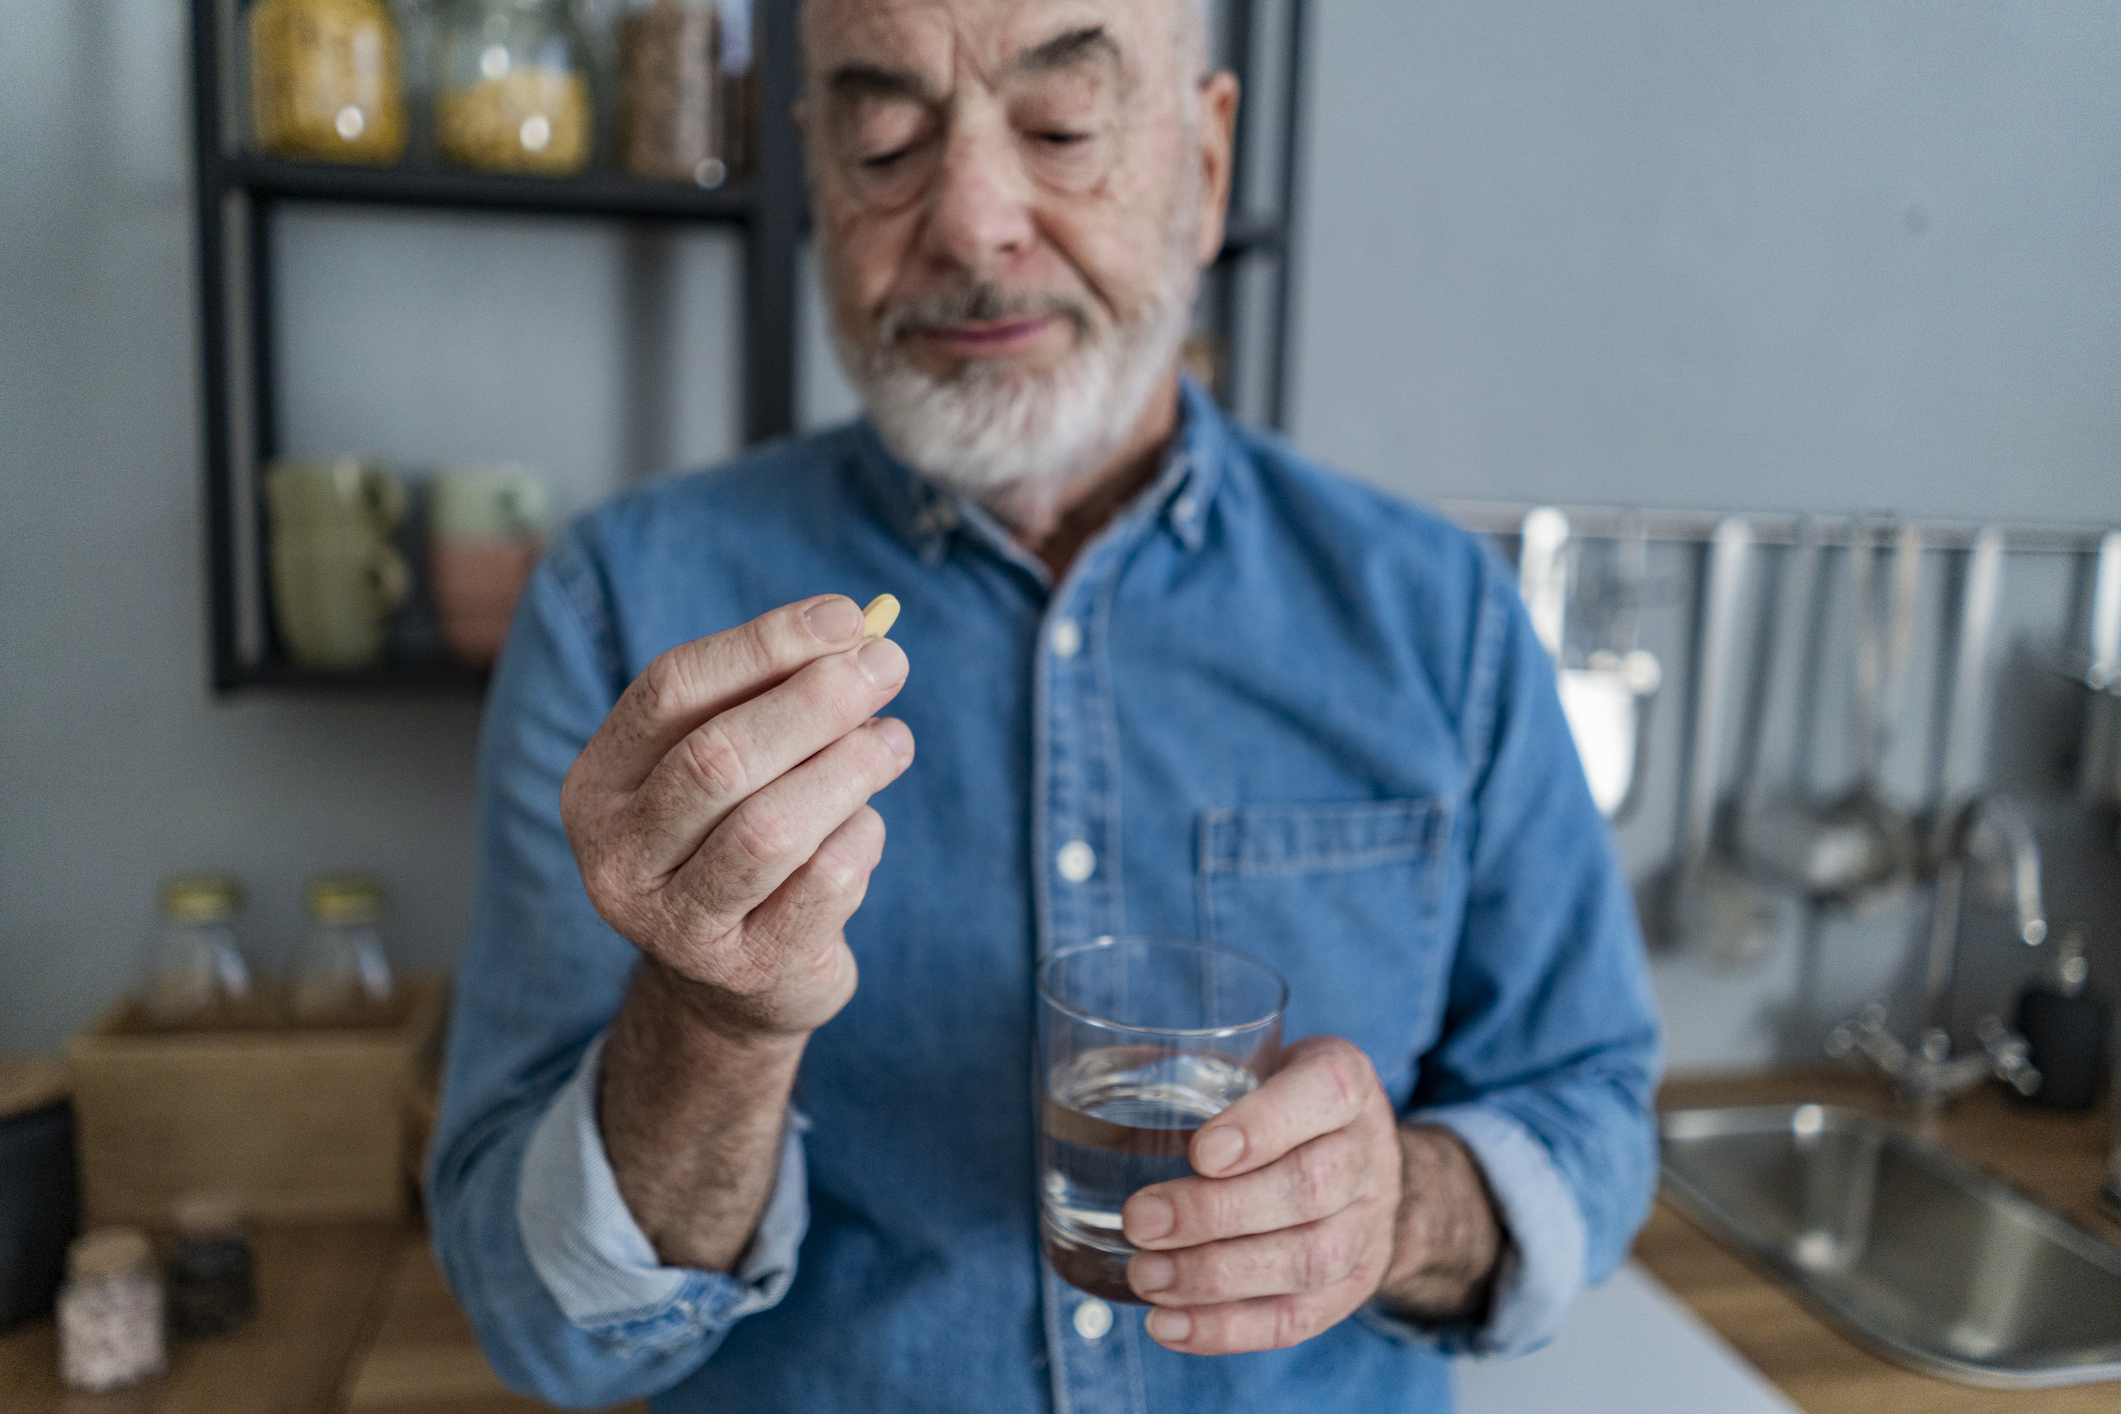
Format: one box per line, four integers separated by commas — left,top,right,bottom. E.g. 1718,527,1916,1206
308,873,385,925
160,873,242,924
171,1193,246,1238
70,1227,152,1281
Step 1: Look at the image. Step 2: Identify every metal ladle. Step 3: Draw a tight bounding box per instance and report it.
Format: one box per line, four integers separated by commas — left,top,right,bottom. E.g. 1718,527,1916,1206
1746,521,1924,906
1638,518,1781,965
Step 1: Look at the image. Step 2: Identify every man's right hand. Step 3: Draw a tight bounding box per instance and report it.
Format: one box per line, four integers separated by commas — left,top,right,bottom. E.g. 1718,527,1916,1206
560,594,915,1041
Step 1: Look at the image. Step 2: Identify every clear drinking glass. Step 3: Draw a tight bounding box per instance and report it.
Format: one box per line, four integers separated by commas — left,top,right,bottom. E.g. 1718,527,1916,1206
1037,935,1287,1303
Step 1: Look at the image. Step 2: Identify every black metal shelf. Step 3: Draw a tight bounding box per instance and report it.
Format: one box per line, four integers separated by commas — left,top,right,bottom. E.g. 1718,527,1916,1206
1217,211,1288,260
192,0,1308,695
215,153,760,223
232,659,493,694
210,158,1291,250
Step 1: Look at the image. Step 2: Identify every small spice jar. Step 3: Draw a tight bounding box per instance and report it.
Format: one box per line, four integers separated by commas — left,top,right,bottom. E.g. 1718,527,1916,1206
166,1195,257,1339
436,0,594,176
291,873,397,1024
249,0,408,165
619,0,722,185
57,1228,165,1392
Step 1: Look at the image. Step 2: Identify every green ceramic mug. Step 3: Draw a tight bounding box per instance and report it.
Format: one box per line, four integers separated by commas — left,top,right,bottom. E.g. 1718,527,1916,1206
430,466,551,539
264,460,411,669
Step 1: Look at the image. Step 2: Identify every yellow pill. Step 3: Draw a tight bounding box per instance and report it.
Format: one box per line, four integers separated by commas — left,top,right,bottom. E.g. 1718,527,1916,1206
862,594,901,640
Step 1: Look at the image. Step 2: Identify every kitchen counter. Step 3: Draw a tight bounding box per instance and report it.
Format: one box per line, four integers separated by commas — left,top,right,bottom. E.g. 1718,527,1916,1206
1641,1068,2121,1414
3,1067,2111,1411
0,1222,399,1413
0,1223,646,1414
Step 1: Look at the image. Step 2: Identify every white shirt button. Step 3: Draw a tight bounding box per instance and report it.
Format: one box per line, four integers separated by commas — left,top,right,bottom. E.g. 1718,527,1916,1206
1050,617,1082,659
1073,1298,1113,1340
1056,840,1096,884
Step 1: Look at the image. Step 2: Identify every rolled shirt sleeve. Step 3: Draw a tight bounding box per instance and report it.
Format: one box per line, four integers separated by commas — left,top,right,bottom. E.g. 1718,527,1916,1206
428,533,809,1407
1364,551,1663,1359
517,1032,809,1348
1357,1103,1589,1356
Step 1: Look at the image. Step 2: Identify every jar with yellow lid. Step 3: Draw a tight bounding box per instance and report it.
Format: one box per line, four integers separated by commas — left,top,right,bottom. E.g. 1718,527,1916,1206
435,0,594,176
291,873,396,1023
248,0,408,165
142,874,255,1028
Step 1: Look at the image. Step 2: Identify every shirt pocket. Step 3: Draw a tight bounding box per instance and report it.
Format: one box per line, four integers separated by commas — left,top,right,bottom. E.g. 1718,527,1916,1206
1195,799,1451,1103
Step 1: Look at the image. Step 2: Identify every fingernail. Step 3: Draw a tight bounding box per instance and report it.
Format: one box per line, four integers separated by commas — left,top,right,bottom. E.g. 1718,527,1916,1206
805,597,863,642
1130,1253,1175,1295
1146,1309,1191,1344
873,716,915,760
1194,1125,1244,1175
1124,1193,1174,1242
856,636,908,687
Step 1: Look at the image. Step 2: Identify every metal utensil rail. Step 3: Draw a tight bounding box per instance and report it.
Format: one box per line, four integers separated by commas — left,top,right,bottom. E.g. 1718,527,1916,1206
1442,501,2114,556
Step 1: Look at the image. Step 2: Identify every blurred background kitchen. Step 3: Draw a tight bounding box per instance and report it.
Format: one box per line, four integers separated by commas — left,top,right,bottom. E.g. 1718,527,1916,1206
2,2,2118,1411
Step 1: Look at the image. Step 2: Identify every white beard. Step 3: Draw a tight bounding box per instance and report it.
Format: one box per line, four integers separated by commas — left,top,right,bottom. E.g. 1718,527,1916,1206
827,177,1203,509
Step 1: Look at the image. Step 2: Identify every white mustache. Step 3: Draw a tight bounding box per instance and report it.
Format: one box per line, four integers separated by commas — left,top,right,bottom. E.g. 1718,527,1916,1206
877,283,1093,349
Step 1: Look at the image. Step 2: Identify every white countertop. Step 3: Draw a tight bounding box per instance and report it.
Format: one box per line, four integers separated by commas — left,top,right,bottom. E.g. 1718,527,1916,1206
1457,1260,1800,1414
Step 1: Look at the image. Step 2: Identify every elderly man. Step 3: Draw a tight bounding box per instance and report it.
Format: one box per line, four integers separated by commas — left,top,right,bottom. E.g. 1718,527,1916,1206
429,0,1660,1409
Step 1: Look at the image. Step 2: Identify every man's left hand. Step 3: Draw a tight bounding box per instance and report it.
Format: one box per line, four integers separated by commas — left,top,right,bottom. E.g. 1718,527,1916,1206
1121,1036,1501,1353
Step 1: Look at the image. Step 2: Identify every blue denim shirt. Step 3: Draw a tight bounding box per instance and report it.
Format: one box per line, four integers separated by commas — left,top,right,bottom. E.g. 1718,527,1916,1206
430,379,1662,1413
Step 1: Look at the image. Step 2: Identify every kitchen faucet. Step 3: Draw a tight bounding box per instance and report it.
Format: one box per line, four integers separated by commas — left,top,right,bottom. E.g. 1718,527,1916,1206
1826,793,2047,1113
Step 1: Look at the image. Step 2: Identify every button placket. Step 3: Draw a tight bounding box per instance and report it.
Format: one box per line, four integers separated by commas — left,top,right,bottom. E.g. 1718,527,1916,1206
1041,1261,1146,1414
1041,588,1117,945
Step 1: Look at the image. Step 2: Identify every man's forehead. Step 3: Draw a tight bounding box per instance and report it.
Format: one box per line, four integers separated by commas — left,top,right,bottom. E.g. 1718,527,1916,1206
804,0,1178,91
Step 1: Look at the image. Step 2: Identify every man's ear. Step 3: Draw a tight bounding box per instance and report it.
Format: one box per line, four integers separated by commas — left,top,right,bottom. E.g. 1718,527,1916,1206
1195,71,1240,267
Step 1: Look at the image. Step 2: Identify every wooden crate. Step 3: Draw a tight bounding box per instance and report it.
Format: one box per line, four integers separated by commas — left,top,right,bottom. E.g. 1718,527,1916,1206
67,977,448,1225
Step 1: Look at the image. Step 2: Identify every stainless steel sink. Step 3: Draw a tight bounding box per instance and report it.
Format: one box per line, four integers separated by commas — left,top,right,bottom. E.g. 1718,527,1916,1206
1660,1104,2121,1388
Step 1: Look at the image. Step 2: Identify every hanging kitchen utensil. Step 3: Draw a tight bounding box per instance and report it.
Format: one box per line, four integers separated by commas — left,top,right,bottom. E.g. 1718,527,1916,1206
1738,519,1827,850
1911,527,2008,1030
1745,520,1923,906
2076,531,2121,812
1638,517,1781,965
1517,509,1662,820
1934,528,2006,817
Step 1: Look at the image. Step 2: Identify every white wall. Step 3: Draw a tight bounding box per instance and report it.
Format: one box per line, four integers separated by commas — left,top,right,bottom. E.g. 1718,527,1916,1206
1292,2,2121,524
3,1,2117,1059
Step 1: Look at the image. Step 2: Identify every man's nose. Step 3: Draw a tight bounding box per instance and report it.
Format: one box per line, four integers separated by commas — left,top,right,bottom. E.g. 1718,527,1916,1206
921,112,1037,278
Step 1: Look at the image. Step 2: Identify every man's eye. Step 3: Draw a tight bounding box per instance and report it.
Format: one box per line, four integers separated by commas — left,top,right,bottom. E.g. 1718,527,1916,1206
861,147,911,170
1036,131,1090,148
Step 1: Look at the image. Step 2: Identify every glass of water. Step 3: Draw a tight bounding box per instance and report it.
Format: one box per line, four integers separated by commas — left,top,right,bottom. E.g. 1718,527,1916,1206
1037,935,1287,1303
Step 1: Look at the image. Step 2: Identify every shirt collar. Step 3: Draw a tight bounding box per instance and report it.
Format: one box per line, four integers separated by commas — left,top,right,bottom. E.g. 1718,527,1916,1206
848,374,1231,568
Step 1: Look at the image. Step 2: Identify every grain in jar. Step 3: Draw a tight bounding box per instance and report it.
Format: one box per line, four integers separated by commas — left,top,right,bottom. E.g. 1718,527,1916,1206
620,0,722,185
249,0,407,165
436,0,594,176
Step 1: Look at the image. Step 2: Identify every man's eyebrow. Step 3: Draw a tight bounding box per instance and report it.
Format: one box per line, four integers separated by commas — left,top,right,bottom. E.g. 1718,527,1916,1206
1005,25,1120,78
826,63,934,104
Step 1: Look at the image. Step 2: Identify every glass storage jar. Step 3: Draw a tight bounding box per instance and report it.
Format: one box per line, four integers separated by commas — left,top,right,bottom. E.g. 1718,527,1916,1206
435,0,594,176
143,874,254,1028
165,1195,256,1339
57,1228,165,1392
619,0,722,185
291,873,396,1023
248,0,408,165
716,0,755,180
